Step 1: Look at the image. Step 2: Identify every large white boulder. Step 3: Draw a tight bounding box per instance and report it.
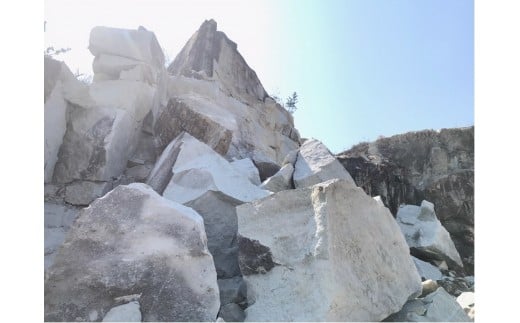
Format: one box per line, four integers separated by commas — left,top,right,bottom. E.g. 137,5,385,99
237,179,421,321
293,138,355,188
397,200,463,269
89,26,164,68
157,132,270,204
44,183,220,322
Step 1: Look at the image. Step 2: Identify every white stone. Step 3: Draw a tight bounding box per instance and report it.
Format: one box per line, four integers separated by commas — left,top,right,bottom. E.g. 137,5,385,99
237,179,421,322
89,26,164,68
102,301,141,322
44,183,219,322
373,195,385,206
457,292,475,315
397,200,463,269
293,139,355,188
230,158,261,186
161,133,270,204
260,163,294,192
93,54,142,78
413,256,443,281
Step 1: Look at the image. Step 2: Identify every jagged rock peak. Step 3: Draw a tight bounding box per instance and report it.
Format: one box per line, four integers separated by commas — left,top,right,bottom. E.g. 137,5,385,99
168,19,268,103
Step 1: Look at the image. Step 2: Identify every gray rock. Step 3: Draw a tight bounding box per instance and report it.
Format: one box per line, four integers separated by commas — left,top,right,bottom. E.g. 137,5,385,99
44,183,219,322
102,301,141,322
153,97,233,156
219,303,245,322
293,139,355,188
163,21,299,166
282,149,299,166
413,256,443,281
217,277,247,306
125,164,152,182
336,127,474,273
421,287,471,321
168,19,266,104
260,163,294,192
230,158,261,186
397,201,463,269
53,81,155,183
44,202,80,270
185,191,243,278
237,179,421,321
64,181,111,205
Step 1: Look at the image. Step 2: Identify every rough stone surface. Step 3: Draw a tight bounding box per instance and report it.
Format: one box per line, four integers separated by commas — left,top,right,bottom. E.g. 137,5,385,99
420,287,471,321
160,20,300,166
185,191,243,279
44,56,94,182
260,163,294,192
102,301,141,322
219,303,245,322
337,127,474,272
160,133,270,204
230,158,261,186
237,179,421,322
282,149,298,166
385,287,471,322
53,81,155,183
168,19,267,103
218,277,247,306
293,139,354,188
413,256,443,281
44,202,81,270
153,97,233,155
64,181,111,206
397,201,463,270
44,183,219,322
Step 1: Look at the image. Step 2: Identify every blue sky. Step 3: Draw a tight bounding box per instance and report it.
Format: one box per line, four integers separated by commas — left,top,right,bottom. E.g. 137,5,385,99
45,0,474,153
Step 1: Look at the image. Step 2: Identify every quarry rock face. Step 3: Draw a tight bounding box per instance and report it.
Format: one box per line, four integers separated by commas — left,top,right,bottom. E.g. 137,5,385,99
167,19,267,103
43,21,474,322
293,138,355,188
158,20,300,167
397,201,463,270
44,183,220,322
237,179,422,322
337,127,474,272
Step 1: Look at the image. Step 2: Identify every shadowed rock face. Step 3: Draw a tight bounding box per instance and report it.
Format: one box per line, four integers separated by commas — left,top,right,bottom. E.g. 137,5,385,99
337,126,474,273
168,19,267,103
